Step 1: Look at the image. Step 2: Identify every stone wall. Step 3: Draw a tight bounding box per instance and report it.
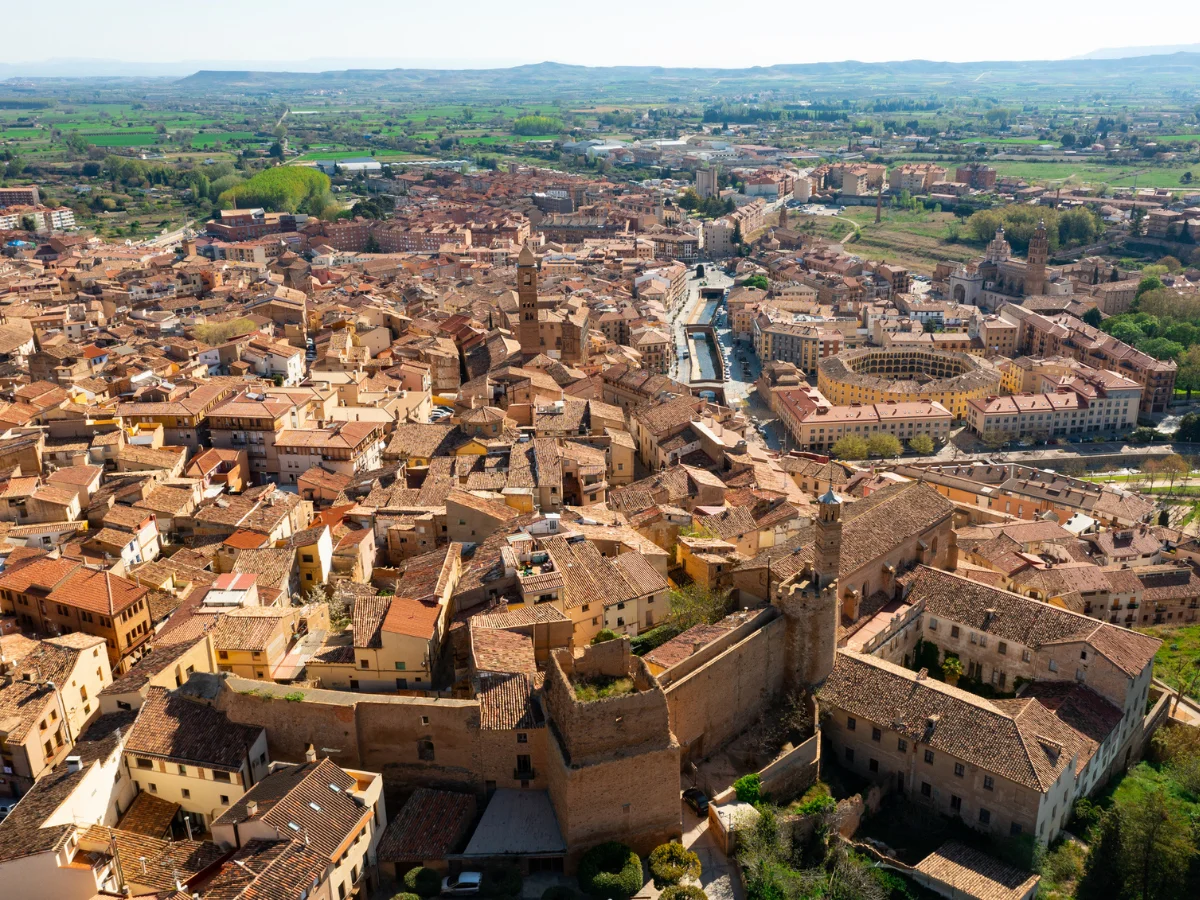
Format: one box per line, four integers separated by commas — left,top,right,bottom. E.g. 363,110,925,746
545,642,671,764
665,616,788,762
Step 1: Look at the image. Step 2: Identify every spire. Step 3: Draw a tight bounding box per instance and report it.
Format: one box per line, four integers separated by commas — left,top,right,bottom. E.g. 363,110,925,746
518,242,536,267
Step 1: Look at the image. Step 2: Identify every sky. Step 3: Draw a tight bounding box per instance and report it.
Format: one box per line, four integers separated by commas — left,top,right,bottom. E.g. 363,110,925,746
3,0,1198,73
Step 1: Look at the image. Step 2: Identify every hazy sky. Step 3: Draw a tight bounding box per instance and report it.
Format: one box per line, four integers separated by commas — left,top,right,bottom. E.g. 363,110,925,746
4,0,1196,70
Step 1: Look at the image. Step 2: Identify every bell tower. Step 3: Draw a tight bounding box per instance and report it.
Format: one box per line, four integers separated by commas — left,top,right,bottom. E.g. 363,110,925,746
1025,219,1048,296
517,243,540,355
813,489,843,591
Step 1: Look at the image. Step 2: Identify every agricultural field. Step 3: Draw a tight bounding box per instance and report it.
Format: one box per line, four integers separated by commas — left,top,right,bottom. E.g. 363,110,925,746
988,159,1198,188
792,206,980,274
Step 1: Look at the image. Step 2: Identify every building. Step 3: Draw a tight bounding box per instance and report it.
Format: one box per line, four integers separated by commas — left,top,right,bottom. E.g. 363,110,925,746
817,347,1002,421
781,398,953,453
954,164,997,190
274,422,385,483
753,318,844,375
0,560,153,674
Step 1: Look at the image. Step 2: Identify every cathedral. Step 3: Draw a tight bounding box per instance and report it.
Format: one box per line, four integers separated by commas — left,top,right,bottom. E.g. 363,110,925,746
516,243,590,365
948,220,1065,311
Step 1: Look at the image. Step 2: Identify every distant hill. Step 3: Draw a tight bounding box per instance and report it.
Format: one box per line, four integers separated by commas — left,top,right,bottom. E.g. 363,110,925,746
1074,45,1200,60
173,54,1200,98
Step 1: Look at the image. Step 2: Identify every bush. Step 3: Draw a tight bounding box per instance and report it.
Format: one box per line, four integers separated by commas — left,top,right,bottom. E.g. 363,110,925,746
591,628,620,645
392,894,422,900
660,887,707,900
649,842,701,887
481,863,522,898
578,842,643,900
734,773,762,805
404,867,442,898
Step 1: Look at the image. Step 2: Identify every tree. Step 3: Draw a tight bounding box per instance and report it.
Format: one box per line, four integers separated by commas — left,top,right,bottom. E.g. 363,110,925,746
831,435,868,460
1135,275,1164,302
908,434,935,455
744,274,769,291
1176,412,1200,443
1082,306,1104,327
1135,337,1183,361
668,583,733,630
1158,255,1183,273
1161,454,1190,492
649,843,702,888
1116,783,1196,900
591,628,619,645
866,433,902,459
734,773,762,804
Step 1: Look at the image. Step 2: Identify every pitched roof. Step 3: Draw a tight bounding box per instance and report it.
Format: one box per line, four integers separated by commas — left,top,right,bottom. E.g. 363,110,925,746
376,788,476,864
212,758,370,860
909,567,1160,677
125,686,264,770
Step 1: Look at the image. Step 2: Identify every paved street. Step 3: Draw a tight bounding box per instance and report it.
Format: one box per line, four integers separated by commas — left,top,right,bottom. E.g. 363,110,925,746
682,801,743,900
669,265,732,384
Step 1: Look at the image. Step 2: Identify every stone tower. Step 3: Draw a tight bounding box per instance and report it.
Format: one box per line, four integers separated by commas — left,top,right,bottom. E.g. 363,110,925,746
517,243,540,355
813,488,843,591
775,489,842,692
1025,219,1048,296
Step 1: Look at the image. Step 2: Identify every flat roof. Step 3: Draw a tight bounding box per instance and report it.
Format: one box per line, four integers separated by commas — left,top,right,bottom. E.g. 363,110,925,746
461,789,565,857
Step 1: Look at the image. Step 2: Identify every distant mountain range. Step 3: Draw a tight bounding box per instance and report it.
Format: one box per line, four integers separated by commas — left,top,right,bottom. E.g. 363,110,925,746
4,53,1200,99
169,54,1200,97
1074,44,1200,60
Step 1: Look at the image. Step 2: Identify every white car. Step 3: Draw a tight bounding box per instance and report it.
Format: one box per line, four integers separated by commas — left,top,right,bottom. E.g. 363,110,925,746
442,873,483,896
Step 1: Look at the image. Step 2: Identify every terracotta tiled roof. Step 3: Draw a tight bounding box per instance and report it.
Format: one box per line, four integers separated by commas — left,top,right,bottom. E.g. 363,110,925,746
376,788,476,864
125,686,263,771
477,672,545,730
471,628,536,675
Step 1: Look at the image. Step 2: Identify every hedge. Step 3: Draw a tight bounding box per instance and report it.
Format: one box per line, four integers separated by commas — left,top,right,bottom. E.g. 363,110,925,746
649,842,701,887
578,842,643,900
481,863,523,898
404,867,442,898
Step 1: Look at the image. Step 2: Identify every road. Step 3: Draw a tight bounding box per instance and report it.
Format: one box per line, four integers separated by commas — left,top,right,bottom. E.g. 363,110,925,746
668,265,732,383
139,219,196,249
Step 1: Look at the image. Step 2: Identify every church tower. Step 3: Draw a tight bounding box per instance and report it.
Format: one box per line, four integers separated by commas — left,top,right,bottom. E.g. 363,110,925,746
1025,219,1048,296
517,243,540,355
776,489,842,692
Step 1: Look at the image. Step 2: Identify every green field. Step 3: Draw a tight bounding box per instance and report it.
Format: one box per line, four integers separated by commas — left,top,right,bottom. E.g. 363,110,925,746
989,159,1198,188
190,131,256,147
1145,624,1200,697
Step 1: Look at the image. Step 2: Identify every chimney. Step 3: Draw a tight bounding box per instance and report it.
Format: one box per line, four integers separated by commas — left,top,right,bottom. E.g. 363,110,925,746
304,743,317,763
66,756,82,773
245,800,258,818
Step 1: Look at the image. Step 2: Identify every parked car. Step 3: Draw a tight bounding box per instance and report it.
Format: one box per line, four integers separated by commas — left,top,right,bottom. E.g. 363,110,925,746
683,788,709,816
442,873,483,896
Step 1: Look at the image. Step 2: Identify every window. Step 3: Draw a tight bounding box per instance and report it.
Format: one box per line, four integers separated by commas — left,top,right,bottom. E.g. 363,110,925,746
844,748,854,763
847,716,857,731
871,727,881,742
302,554,313,563
516,754,533,776
898,739,907,752
920,782,931,798
218,650,229,660
924,750,934,764
1022,649,1032,662
517,733,528,744
418,740,435,761
979,808,991,825
983,776,995,791
220,795,230,806
213,771,232,783
181,789,191,799
396,678,408,689
421,716,429,726
178,765,187,775
360,659,369,669
950,625,960,638
868,758,879,773
148,783,157,793
954,763,964,778
394,661,406,671
998,641,1007,656
1010,823,1023,836
1048,659,1058,673
136,757,154,770
950,795,961,812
